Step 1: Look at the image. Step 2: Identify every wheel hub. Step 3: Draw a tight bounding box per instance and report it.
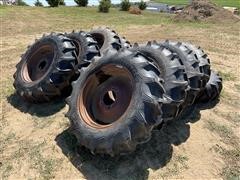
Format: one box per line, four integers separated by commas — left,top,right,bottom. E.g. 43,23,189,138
92,77,132,124
78,64,134,128
22,44,54,82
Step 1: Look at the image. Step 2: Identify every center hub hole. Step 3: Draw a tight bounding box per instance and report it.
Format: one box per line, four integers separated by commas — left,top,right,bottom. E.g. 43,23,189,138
103,90,116,106
38,60,47,70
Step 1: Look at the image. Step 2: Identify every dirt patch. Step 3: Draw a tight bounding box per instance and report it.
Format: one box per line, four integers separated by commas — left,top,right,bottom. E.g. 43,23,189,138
129,7,142,15
174,0,240,23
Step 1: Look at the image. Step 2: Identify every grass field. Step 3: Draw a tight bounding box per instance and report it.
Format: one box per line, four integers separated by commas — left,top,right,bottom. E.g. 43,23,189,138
154,0,240,8
1,6,240,180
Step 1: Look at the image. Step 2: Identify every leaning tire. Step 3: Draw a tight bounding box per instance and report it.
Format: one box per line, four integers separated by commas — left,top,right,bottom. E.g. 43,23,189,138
65,31,100,69
195,71,222,103
161,41,203,107
89,27,124,53
66,49,164,156
121,36,132,48
183,42,211,87
13,33,77,102
131,42,188,121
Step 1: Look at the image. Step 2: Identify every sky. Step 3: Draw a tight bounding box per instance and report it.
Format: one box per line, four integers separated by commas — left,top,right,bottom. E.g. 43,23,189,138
24,0,143,6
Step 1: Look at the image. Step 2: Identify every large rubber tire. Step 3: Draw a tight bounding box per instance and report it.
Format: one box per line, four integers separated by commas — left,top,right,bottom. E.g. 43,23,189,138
66,49,165,156
65,31,100,69
121,36,132,48
195,71,222,103
13,33,77,102
131,42,188,121
89,27,131,51
183,42,211,87
89,27,122,53
161,41,203,107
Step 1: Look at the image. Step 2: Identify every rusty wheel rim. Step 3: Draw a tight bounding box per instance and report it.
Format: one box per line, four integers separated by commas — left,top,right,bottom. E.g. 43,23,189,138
78,64,134,128
21,44,55,82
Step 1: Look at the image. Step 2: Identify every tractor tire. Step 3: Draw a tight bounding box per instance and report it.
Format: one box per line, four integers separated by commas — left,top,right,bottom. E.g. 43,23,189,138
89,27,131,53
131,42,188,121
121,36,132,48
65,31,100,69
196,71,222,103
66,49,164,156
183,42,211,87
13,33,77,103
161,41,203,108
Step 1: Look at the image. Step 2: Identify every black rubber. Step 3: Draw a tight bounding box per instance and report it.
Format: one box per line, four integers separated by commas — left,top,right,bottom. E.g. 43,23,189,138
89,27,122,53
121,36,132,48
65,31,100,69
183,42,211,87
66,49,165,156
161,41,203,109
195,71,222,103
131,42,188,121
13,33,78,103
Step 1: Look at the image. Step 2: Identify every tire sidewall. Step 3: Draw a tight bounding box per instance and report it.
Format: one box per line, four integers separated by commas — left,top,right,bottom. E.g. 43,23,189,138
69,52,146,139
14,37,63,91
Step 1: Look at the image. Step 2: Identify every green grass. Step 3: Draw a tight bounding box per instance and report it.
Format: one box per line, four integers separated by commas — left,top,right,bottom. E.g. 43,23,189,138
213,110,240,125
205,120,238,145
218,71,236,81
158,154,189,178
212,145,240,179
0,6,9,16
220,89,240,107
1,165,13,179
0,6,171,24
0,139,61,179
235,83,240,92
0,6,211,37
213,0,240,8
152,0,240,8
206,120,240,179
28,142,60,180
221,148,240,179
47,6,172,26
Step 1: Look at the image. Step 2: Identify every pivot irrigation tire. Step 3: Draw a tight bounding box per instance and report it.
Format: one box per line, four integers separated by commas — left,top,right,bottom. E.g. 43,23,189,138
66,49,165,156
131,42,188,121
89,27,131,53
195,71,222,103
89,27,122,53
65,31,100,69
13,33,77,103
161,41,203,108
121,36,132,48
183,42,211,87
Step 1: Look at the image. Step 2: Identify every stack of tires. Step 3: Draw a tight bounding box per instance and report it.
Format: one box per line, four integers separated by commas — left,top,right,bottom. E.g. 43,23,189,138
13,27,222,156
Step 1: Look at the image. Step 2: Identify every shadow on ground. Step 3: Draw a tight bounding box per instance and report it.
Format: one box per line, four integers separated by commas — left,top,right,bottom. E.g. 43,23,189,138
7,93,66,117
55,100,219,180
